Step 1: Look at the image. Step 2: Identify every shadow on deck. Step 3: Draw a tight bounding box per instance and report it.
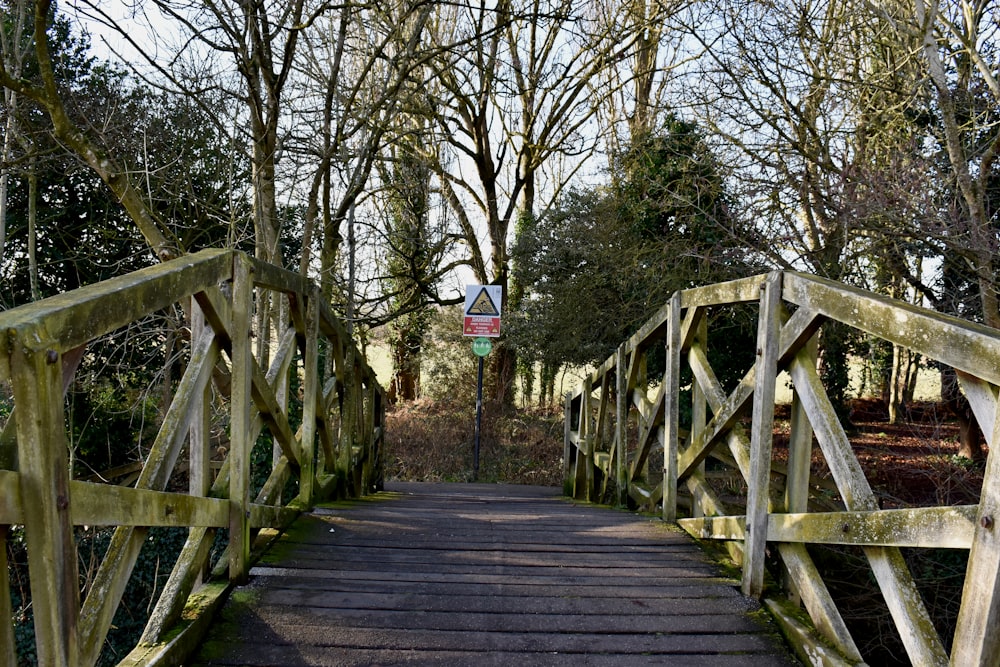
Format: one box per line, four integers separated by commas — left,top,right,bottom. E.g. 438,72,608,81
192,482,798,666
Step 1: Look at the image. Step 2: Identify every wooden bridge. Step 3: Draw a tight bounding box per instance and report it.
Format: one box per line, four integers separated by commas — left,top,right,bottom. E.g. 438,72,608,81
2,252,1000,665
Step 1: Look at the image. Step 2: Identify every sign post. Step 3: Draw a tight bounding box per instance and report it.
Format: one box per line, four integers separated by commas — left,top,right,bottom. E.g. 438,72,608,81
464,286,502,481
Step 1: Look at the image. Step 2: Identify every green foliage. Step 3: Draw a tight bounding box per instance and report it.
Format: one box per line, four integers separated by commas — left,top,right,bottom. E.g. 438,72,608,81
67,378,159,479
421,306,478,404
0,9,245,308
511,117,760,374
8,525,192,666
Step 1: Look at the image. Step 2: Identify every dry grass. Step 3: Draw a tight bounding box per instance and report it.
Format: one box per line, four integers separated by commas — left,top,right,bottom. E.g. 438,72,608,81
383,398,565,486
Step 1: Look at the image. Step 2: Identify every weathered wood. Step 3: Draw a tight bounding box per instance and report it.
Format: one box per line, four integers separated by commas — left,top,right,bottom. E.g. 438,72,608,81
193,483,796,666
677,514,746,540
189,300,212,500
139,527,217,644
690,314,708,520
776,543,862,662
120,581,231,667
247,256,311,296
558,268,1000,665
680,274,769,309
0,249,232,378
68,482,228,527
12,343,80,667
229,254,253,585
789,354,947,665
784,336,816,516
951,404,1000,666
768,506,977,548
783,271,1000,385
615,344,628,505
0,343,85,472
957,370,997,448
764,597,860,667
78,321,223,664
563,392,574,489
299,289,320,507
663,293,681,522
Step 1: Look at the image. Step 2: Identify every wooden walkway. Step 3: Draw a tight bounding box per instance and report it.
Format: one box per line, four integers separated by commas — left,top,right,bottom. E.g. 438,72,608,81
192,483,798,666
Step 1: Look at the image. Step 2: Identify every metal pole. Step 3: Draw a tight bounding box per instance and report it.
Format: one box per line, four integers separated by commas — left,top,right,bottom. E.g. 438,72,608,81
474,355,484,481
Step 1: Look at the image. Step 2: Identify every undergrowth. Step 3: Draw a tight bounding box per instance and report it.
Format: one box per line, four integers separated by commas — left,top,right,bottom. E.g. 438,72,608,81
384,397,564,486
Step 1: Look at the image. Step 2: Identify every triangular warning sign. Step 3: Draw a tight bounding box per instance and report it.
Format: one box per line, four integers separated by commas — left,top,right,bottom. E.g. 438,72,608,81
467,287,500,316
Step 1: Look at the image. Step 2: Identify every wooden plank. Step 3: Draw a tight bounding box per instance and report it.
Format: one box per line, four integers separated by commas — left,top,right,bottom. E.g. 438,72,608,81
764,597,859,667
230,254,253,584
776,543,861,662
615,345,628,505
680,274,768,309
783,272,1000,385
680,354,754,479
139,527,217,644
11,343,80,667
0,249,231,378
789,354,948,665
951,402,1000,666
677,515,746,541
189,300,212,500
784,337,817,515
299,288,320,506
768,506,977,549
563,393,574,489
250,355,301,469
957,371,997,448
690,315,708,520
248,257,311,295
192,483,796,666
68,482,229,527
120,581,231,667
663,293,681,522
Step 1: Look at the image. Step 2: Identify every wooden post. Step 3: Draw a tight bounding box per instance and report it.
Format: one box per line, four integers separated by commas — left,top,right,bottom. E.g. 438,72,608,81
190,298,212,500
12,338,80,666
662,292,681,522
785,333,816,516
952,398,1000,665
562,392,573,490
229,255,253,584
298,288,319,507
578,378,592,500
743,271,782,597
615,344,628,506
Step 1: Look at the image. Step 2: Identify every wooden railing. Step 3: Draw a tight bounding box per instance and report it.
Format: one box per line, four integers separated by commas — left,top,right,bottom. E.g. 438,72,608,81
564,271,1000,666
0,249,384,666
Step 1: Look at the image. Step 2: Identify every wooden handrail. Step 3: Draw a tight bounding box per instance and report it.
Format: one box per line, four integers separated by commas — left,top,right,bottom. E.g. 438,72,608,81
0,249,384,667
564,270,1000,666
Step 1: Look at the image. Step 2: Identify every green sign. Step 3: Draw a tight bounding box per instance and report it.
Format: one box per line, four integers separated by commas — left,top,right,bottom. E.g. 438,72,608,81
471,337,492,357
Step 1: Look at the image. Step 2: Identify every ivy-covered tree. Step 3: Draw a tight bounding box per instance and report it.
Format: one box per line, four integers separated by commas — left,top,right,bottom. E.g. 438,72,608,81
512,116,759,397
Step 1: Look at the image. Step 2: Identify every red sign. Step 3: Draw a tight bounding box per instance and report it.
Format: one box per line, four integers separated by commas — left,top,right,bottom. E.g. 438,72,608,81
463,315,501,337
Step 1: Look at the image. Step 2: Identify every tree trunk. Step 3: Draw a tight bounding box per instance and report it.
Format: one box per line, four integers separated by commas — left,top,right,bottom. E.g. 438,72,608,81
27,156,38,300
942,365,982,460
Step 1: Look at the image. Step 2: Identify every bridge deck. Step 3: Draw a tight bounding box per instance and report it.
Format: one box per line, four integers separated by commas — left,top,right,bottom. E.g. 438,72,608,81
192,483,798,666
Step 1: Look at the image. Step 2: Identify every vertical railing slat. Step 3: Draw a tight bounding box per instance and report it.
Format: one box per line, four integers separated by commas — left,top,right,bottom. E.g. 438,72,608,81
229,255,253,584
951,399,1000,666
614,345,628,506
662,292,681,522
742,271,782,597
298,287,320,507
